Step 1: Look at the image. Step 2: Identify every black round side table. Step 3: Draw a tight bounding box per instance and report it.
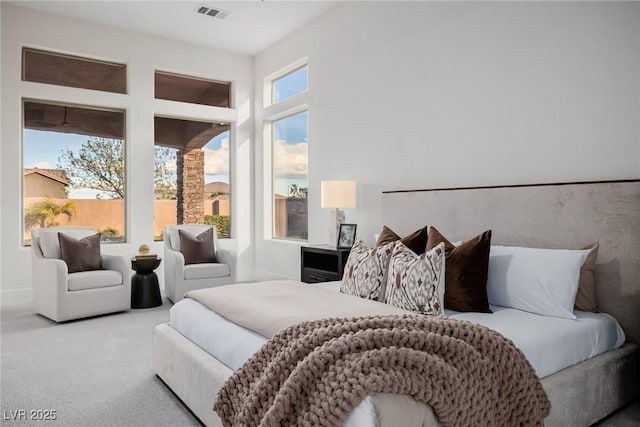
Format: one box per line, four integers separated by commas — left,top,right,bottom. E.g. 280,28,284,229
130,258,162,309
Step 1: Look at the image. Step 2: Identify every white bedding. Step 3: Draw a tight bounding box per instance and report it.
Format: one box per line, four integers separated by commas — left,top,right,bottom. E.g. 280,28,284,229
170,281,625,377
169,281,625,425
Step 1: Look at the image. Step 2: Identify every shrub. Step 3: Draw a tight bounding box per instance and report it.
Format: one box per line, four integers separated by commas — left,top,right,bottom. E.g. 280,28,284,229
100,227,121,237
204,215,230,238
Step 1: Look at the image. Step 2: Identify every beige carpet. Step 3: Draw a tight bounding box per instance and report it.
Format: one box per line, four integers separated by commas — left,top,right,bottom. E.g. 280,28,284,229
1,300,200,426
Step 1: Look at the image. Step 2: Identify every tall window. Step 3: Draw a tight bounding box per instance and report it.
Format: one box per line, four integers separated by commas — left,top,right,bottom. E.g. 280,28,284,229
272,111,308,239
153,117,231,240
153,70,233,240
22,101,126,245
267,61,309,240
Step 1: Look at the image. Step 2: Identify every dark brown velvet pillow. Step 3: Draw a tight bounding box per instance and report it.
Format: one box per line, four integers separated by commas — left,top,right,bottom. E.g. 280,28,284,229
574,243,599,312
375,225,429,255
426,226,492,313
179,228,218,265
58,232,102,273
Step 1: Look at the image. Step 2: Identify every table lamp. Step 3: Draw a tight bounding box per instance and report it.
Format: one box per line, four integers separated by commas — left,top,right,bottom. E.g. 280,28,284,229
321,180,356,247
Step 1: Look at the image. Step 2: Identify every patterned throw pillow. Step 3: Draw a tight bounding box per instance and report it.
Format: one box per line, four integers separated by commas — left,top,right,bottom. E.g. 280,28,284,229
340,240,396,300
385,242,446,315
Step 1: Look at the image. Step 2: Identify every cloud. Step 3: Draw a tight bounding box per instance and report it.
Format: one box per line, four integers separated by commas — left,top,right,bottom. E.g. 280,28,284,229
273,139,308,179
203,139,230,175
159,138,307,180
33,161,52,169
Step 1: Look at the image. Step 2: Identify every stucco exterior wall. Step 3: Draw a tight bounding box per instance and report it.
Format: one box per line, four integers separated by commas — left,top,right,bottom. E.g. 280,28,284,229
23,197,230,241
24,174,66,198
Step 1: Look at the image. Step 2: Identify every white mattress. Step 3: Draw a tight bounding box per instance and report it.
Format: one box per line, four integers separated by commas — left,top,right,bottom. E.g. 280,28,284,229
169,281,625,425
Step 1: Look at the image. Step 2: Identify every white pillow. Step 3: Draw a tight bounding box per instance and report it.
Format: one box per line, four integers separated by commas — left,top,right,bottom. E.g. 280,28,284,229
487,245,589,319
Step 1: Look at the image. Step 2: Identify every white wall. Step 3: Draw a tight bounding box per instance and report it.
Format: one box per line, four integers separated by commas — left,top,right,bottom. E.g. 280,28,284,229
253,2,640,280
0,4,3,306
0,4,253,305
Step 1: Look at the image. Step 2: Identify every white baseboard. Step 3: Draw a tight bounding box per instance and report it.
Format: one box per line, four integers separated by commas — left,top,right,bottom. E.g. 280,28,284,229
1,288,33,307
251,269,295,282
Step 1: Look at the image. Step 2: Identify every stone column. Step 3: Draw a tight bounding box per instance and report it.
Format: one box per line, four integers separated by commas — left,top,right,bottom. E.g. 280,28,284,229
176,148,204,224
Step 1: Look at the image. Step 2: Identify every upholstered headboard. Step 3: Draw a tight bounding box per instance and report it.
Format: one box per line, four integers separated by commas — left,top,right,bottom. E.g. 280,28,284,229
381,180,640,343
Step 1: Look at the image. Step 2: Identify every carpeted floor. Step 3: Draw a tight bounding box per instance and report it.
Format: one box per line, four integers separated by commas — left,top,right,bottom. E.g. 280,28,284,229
1,301,638,427
1,299,200,426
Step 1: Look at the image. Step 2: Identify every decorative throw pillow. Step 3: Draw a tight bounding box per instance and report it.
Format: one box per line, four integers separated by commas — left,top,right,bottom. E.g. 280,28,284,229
340,240,396,301
179,228,218,265
487,245,589,319
574,243,599,312
374,225,429,255
58,232,102,273
426,227,492,313
384,242,446,315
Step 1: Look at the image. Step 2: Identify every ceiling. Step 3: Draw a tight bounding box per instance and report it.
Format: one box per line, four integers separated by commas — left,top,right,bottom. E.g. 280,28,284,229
9,1,338,55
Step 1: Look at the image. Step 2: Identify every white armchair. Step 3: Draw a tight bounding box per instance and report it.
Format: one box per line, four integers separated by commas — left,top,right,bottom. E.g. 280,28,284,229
31,227,130,322
163,225,233,303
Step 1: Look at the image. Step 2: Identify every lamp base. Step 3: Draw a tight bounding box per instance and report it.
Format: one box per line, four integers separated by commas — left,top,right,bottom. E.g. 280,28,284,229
328,208,345,247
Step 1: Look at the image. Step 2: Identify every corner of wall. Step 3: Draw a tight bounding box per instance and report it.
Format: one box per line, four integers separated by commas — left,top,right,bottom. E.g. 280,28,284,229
0,2,4,303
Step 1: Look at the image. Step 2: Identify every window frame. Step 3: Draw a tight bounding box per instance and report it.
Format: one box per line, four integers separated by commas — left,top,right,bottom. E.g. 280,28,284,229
21,98,128,246
269,109,309,241
271,64,308,106
263,57,308,109
152,115,234,240
22,47,128,94
263,58,310,242
154,70,233,109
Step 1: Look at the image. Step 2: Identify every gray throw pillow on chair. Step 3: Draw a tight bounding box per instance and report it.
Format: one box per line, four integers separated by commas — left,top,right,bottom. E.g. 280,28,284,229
179,228,218,265
58,232,103,273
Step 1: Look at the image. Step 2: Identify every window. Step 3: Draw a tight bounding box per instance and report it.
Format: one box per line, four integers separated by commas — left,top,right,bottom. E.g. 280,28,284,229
22,48,127,94
272,111,308,240
272,65,308,104
22,101,126,245
153,117,231,240
155,71,231,108
266,61,309,240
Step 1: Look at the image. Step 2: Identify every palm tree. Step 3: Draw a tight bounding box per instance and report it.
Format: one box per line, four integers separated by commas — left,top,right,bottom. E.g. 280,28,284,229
24,197,77,230
288,184,307,199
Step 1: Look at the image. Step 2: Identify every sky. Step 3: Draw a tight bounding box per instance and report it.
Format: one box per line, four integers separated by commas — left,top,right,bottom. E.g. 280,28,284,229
273,65,307,104
23,66,309,199
273,111,308,196
272,66,308,196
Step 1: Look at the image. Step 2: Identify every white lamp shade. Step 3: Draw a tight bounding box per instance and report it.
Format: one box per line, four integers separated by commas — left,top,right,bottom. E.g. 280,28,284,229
321,180,356,209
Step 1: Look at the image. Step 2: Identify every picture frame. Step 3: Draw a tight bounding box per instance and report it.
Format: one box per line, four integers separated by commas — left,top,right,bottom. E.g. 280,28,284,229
337,223,357,249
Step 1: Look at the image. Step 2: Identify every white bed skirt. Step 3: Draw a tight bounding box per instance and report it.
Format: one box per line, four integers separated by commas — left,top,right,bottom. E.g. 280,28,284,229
153,323,230,427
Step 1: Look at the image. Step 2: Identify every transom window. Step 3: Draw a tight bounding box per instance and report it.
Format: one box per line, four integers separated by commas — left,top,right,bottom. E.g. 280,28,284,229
272,65,308,104
155,71,231,108
22,48,127,94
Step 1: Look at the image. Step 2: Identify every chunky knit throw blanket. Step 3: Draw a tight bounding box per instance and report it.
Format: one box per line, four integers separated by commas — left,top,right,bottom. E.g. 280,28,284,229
214,315,550,427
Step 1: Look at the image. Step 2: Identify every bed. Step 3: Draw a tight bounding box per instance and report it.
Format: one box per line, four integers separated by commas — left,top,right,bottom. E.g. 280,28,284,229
153,180,640,426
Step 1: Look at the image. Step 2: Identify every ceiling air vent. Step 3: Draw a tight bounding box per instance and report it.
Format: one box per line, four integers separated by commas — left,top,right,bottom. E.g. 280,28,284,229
196,5,231,20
